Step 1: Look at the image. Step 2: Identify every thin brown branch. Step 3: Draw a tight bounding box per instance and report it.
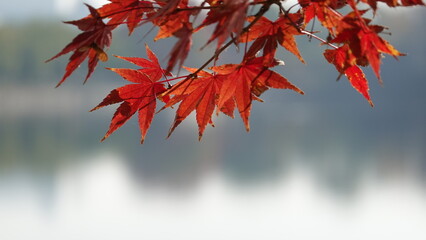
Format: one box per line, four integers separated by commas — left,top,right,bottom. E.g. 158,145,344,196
300,30,339,49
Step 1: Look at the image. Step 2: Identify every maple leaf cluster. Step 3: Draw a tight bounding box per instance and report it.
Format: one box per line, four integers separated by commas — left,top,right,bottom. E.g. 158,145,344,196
48,0,424,143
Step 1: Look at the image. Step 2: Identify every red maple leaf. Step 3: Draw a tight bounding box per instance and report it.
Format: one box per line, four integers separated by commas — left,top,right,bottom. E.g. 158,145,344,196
330,9,404,82
46,4,113,87
197,0,250,49
324,45,373,106
401,0,425,6
161,57,304,138
360,0,423,11
164,68,225,139
211,57,304,131
152,0,194,71
153,0,183,18
345,65,372,106
98,0,154,34
240,14,305,66
90,45,169,143
299,0,343,35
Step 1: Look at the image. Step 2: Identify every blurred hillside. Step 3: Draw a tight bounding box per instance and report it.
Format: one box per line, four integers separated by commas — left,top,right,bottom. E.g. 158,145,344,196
0,22,74,83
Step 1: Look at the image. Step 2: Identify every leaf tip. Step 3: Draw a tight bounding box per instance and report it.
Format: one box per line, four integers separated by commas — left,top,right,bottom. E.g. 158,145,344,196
166,128,174,139
89,106,98,112
245,124,250,132
378,77,384,86
55,79,65,88
166,132,172,140
101,131,112,142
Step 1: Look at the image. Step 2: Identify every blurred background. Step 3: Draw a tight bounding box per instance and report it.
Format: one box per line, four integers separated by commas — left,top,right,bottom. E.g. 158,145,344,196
1,1,425,239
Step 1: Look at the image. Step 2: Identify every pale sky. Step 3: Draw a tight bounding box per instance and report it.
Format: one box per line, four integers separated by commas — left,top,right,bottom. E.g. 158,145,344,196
54,0,109,16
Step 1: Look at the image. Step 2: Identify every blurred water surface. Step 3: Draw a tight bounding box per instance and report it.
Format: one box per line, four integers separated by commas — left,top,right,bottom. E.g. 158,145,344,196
0,2,426,240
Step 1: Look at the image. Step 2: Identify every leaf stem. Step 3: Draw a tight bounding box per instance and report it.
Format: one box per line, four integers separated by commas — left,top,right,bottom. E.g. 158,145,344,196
300,30,338,49
157,75,189,84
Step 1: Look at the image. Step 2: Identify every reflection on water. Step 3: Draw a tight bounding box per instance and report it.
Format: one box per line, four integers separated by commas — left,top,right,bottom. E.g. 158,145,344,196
1,151,425,240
